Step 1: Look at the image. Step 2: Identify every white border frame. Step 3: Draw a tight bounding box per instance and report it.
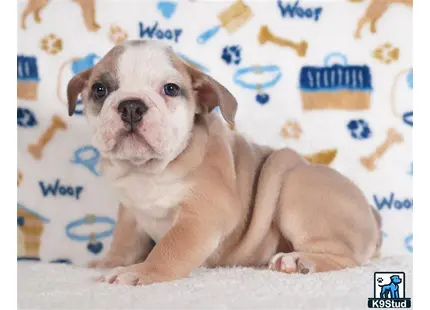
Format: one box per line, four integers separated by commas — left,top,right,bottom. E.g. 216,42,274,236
413,0,427,308
1,0,18,309
10,1,422,309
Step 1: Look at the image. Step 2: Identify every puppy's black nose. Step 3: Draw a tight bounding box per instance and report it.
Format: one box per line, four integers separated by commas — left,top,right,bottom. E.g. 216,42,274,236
117,99,148,129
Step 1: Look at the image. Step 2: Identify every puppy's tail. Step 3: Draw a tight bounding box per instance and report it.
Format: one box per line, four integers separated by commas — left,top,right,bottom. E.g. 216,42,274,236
230,148,303,261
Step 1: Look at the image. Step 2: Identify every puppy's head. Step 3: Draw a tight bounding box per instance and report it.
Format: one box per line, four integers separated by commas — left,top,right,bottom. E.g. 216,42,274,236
67,40,237,167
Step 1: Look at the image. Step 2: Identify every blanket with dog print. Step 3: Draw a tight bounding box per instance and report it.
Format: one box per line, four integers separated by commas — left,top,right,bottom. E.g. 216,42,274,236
17,0,412,265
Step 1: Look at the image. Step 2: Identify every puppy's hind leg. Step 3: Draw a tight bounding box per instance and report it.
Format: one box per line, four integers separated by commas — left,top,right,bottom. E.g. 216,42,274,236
269,251,357,274
272,164,379,274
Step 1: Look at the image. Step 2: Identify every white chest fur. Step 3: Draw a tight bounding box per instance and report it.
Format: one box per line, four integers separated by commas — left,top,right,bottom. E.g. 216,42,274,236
104,164,188,242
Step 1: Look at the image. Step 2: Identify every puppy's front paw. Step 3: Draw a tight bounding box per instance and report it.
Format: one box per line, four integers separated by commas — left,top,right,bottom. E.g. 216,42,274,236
268,252,315,274
97,264,170,286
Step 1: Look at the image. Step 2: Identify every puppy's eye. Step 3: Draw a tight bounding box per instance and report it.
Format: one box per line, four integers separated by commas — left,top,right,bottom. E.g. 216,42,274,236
163,83,180,97
92,83,108,100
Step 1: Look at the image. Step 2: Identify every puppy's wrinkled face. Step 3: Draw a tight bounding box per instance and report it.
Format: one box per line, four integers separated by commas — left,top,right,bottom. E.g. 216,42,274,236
67,40,237,168
80,42,196,165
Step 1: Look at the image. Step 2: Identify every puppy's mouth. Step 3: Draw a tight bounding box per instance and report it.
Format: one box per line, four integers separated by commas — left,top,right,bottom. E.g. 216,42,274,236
117,128,154,152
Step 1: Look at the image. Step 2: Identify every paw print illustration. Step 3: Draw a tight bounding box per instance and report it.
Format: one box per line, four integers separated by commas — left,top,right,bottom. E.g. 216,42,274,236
281,120,302,140
221,45,242,65
377,277,384,283
372,43,399,64
40,34,63,55
17,107,37,128
347,119,372,140
108,24,128,45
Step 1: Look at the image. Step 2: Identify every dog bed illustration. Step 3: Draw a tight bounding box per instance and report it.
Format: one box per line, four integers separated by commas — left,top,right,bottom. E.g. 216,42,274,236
299,53,372,110
17,55,40,100
17,203,50,260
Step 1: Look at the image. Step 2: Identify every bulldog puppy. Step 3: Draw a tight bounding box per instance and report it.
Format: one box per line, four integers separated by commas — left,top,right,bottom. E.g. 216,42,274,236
67,40,382,286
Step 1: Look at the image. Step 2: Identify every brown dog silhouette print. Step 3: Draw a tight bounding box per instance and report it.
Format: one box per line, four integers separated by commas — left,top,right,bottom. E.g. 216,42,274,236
21,0,100,32
354,0,413,39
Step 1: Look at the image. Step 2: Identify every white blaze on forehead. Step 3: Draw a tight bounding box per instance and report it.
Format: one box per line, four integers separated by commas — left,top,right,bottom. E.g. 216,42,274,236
117,43,180,92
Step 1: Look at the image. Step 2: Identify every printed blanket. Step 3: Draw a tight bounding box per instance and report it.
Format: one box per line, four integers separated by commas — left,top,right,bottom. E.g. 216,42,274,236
17,0,413,265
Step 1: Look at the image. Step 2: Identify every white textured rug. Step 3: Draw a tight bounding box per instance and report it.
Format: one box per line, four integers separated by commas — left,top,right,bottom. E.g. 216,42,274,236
18,256,412,310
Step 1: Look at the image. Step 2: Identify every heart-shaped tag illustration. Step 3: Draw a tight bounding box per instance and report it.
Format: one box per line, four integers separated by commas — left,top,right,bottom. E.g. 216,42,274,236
157,1,177,19
256,93,270,105
87,241,103,254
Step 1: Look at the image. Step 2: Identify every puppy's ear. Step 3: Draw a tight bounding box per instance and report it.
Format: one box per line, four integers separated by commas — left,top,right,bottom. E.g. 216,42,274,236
186,65,237,125
67,68,92,116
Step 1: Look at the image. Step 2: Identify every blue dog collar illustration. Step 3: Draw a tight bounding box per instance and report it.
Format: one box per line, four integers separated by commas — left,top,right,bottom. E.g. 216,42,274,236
65,215,115,242
233,65,282,104
233,65,282,90
71,145,101,176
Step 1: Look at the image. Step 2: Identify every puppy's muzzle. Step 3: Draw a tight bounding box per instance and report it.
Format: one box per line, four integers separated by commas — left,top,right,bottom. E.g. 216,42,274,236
118,99,148,131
